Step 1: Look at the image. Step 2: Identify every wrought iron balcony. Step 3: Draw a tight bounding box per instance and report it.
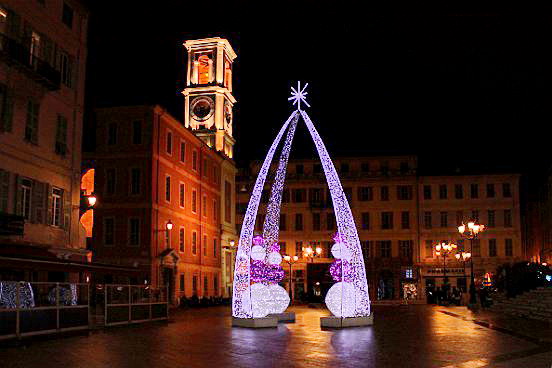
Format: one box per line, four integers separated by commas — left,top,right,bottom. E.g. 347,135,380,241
0,33,61,90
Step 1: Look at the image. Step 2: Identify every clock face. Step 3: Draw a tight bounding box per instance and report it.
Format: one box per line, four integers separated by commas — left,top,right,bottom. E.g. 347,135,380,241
191,97,214,122
224,100,233,126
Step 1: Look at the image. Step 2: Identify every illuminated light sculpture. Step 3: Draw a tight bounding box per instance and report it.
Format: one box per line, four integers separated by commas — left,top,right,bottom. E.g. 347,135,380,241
232,82,371,327
0,282,35,309
329,259,354,283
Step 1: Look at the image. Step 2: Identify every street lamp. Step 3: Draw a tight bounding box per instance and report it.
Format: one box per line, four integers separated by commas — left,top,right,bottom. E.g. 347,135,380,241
455,250,472,292
303,245,322,262
166,220,173,231
87,193,97,207
435,241,457,289
283,255,299,302
458,219,485,306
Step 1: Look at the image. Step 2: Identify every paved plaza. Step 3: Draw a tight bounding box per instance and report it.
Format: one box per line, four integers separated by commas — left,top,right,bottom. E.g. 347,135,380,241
1,305,551,368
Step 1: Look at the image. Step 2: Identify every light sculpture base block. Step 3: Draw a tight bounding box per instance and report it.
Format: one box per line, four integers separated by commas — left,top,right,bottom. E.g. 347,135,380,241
268,312,295,323
232,316,278,328
320,314,374,329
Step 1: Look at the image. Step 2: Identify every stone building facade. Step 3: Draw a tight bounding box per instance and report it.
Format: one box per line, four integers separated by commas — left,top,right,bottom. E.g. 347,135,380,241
0,0,89,281
236,156,523,302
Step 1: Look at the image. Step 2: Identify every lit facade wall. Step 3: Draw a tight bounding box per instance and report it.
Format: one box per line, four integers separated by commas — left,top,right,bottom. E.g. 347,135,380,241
524,167,552,265
0,0,89,278
236,156,523,301
88,105,232,303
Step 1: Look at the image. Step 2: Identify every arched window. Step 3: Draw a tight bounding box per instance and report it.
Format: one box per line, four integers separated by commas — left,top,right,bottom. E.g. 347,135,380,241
224,59,232,89
198,55,211,84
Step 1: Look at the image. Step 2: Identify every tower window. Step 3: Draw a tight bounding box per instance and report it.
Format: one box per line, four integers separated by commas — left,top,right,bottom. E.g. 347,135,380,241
197,54,212,84
224,59,232,89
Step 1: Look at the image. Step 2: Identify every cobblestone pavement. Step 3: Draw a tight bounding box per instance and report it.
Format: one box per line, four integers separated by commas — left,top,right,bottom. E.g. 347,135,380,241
1,305,551,368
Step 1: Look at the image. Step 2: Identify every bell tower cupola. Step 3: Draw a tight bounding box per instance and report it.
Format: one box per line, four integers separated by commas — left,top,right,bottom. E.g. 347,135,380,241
183,37,237,158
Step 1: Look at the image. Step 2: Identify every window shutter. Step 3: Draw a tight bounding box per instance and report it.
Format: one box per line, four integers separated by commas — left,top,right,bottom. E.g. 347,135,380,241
62,188,71,230
14,175,22,216
3,89,14,133
0,169,10,213
32,181,45,224
46,184,53,225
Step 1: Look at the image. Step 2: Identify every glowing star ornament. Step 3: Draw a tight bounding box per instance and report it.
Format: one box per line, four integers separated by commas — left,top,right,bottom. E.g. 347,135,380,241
287,81,311,110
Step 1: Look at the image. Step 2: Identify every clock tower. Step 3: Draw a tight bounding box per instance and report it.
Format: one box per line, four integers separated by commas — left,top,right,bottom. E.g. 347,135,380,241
183,37,237,158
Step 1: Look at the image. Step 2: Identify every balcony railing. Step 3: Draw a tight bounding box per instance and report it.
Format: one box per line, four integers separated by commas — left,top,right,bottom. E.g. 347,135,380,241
0,33,61,90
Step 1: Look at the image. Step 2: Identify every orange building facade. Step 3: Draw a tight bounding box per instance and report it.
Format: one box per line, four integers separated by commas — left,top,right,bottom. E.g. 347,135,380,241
89,105,234,302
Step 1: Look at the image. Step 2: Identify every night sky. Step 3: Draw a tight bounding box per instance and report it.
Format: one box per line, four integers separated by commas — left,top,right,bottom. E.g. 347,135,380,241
85,1,552,174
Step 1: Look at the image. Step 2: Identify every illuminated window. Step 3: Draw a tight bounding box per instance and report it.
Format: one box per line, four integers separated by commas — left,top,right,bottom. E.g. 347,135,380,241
165,175,171,202
51,187,63,226
405,268,413,279
224,59,232,89
180,141,186,162
213,238,217,258
166,131,172,155
179,274,185,292
179,228,185,252
198,54,211,84
179,183,185,207
192,231,197,255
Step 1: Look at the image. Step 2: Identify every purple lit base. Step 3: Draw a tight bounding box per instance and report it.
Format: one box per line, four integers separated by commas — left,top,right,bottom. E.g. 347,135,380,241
320,314,374,329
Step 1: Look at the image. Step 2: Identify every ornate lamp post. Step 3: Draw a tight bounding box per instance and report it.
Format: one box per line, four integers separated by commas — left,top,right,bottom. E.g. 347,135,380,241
458,220,485,306
283,255,299,302
303,244,322,262
455,250,472,293
435,242,457,289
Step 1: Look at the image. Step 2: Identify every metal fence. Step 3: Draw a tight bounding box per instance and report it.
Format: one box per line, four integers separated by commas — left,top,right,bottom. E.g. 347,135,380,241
103,284,168,326
0,282,89,340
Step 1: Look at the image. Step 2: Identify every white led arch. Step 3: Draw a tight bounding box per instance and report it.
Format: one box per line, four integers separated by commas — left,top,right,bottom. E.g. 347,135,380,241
232,82,371,319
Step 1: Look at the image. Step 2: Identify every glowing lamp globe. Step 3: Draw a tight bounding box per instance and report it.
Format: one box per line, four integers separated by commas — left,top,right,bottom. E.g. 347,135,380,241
250,245,266,261
267,251,283,265
267,284,290,314
249,283,270,318
331,242,351,260
325,281,357,317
